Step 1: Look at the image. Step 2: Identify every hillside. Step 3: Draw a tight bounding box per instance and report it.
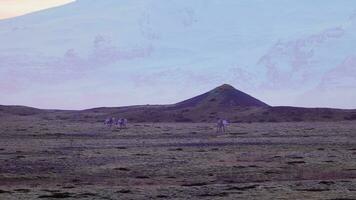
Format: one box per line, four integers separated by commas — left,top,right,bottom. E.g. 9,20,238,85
1,84,355,123
175,84,269,109
0,105,43,117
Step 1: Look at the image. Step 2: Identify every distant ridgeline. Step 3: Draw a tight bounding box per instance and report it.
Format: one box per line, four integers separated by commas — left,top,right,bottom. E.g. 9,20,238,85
1,84,356,122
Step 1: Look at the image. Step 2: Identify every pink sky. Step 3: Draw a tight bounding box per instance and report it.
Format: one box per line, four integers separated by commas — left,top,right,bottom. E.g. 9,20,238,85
0,0,74,19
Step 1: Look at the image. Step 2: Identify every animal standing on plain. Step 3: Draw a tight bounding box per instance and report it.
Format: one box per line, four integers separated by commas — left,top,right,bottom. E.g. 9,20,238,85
122,118,128,128
104,117,113,127
117,118,128,129
223,119,228,131
104,117,116,128
217,119,228,133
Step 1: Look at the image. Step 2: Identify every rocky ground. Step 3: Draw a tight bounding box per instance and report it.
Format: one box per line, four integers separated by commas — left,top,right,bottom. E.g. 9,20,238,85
0,118,356,199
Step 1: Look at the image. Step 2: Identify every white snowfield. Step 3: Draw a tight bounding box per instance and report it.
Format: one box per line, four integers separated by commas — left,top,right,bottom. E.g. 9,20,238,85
0,0,356,109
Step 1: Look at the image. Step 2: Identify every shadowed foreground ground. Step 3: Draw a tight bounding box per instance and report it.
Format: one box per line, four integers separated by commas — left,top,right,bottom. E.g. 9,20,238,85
0,118,356,199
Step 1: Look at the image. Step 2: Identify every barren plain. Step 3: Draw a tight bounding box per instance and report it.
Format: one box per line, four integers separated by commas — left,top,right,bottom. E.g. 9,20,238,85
0,117,356,199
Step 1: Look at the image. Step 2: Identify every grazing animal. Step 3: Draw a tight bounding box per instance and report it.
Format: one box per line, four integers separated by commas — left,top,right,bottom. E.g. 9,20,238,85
117,118,128,129
104,118,111,126
122,118,128,128
104,117,115,128
117,118,122,128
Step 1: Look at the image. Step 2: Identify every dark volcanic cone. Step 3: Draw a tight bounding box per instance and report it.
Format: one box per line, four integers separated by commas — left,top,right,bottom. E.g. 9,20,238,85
174,84,269,109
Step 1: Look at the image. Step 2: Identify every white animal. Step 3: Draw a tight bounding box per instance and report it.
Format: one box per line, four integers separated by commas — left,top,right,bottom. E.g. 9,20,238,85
122,118,128,128
217,119,228,133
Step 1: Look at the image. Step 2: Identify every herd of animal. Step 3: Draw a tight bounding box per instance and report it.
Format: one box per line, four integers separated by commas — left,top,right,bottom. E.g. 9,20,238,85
104,117,128,129
104,117,229,133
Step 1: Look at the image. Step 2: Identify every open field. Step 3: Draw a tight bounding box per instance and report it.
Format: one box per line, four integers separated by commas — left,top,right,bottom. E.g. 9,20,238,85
0,118,356,199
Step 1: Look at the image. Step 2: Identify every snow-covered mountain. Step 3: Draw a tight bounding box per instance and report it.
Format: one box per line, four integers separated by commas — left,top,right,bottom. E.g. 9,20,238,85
1,0,356,109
